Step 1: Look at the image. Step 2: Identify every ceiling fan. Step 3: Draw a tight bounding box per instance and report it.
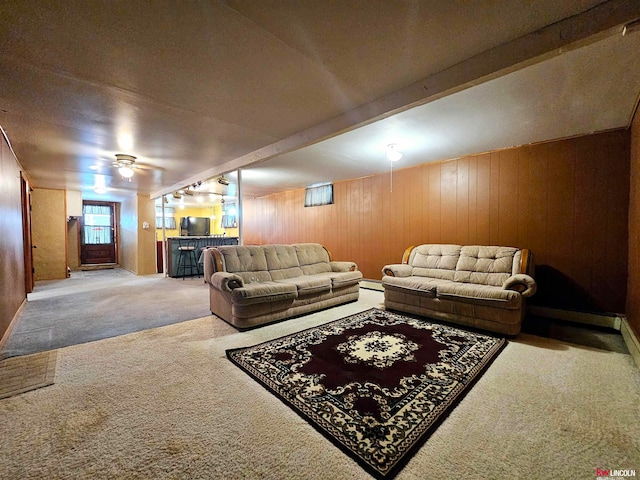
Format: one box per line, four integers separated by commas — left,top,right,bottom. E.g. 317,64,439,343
112,154,138,181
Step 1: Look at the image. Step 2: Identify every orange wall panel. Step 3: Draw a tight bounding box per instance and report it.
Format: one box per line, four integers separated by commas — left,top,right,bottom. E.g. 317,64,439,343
244,130,630,314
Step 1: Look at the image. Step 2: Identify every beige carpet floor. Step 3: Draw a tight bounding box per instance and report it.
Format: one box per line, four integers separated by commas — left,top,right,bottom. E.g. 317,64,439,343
1,291,638,479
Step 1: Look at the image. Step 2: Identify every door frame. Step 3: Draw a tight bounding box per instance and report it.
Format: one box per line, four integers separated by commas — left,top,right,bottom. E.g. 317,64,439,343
79,200,119,265
20,173,34,292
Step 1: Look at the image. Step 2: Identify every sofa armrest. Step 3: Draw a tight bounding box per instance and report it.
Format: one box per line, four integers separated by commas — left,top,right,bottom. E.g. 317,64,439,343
330,261,358,272
382,264,413,278
503,274,537,297
211,272,244,292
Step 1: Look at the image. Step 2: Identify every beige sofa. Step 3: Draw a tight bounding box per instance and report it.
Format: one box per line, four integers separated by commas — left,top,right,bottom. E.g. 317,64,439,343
382,245,536,335
202,243,362,330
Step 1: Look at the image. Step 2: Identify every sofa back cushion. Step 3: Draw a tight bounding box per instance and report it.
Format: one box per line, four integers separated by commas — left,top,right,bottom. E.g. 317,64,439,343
264,244,305,280
410,244,461,281
454,246,518,286
294,243,332,275
216,245,272,282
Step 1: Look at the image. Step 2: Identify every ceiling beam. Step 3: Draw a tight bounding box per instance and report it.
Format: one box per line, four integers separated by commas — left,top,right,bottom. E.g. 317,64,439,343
152,0,640,199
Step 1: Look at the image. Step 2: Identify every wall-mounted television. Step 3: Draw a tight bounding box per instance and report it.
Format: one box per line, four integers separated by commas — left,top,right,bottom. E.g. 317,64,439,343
180,216,210,236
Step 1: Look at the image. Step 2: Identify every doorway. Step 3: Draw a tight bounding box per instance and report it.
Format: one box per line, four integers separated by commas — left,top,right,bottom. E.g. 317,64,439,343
80,201,117,265
20,173,34,291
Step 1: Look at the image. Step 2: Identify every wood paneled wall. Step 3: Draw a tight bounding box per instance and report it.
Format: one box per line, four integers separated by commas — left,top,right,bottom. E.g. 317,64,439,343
627,108,640,337
0,132,26,342
244,130,630,314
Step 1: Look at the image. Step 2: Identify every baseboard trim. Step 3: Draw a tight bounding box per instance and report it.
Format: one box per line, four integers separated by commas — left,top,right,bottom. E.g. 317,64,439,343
527,305,623,330
360,280,384,292
621,319,640,369
80,263,119,271
0,298,26,352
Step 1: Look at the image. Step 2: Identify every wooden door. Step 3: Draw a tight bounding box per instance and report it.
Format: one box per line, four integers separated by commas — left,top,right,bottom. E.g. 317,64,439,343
80,201,117,264
31,189,67,280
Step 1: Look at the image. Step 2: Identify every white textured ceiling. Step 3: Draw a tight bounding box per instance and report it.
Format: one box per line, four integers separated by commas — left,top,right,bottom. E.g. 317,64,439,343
244,30,640,197
0,1,638,205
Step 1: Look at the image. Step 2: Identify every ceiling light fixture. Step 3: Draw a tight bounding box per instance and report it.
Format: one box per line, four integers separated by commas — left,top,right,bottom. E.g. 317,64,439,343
385,144,403,193
386,144,403,162
218,176,230,186
119,165,134,178
93,174,107,194
113,154,137,181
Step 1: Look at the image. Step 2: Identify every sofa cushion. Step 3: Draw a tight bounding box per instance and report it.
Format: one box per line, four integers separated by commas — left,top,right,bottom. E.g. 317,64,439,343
218,245,269,274
294,243,333,275
410,244,461,281
230,282,298,306
436,282,521,309
324,270,363,288
263,245,305,280
454,246,518,287
382,276,447,298
275,276,331,295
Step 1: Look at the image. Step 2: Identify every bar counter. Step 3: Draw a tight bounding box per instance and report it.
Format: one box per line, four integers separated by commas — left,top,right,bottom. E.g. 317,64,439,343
165,236,239,278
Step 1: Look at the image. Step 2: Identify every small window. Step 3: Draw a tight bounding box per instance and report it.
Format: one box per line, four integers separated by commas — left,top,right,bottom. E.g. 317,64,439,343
155,206,176,229
221,203,237,228
304,183,333,207
155,217,176,229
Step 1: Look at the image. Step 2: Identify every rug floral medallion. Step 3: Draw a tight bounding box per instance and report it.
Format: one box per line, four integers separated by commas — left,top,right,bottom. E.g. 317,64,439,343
226,308,506,479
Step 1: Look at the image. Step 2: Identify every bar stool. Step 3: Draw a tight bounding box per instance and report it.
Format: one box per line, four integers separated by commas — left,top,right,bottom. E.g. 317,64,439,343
176,238,199,279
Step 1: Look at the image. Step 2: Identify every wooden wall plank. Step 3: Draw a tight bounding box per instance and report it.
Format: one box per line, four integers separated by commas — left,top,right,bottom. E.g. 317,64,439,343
547,139,575,266
456,158,469,245
525,143,548,267
516,147,530,248
475,154,491,244
428,163,442,244
467,157,478,245
602,131,630,312
405,166,424,247
489,152,501,245
420,165,430,243
498,149,519,247
360,177,373,274
440,161,457,243
573,135,597,308
390,169,406,257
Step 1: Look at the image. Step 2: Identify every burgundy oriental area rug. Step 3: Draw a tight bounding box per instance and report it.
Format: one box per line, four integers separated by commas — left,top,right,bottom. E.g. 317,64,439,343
226,308,506,479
